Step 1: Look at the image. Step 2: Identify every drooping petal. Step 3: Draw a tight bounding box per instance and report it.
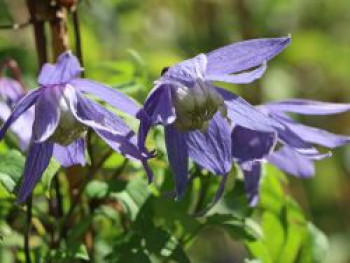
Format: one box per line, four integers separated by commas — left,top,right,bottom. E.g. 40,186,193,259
53,138,86,167
165,124,189,198
0,101,33,150
206,36,291,75
267,146,315,178
240,161,262,207
11,109,34,150
65,86,130,135
0,77,23,105
207,62,267,84
17,142,54,203
33,86,62,142
142,84,176,125
216,87,283,132
136,109,152,152
38,51,82,86
264,99,350,115
0,101,11,122
71,78,141,116
68,89,153,176
0,89,41,140
275,114,350,148
187,113,232,175
232,125,276,162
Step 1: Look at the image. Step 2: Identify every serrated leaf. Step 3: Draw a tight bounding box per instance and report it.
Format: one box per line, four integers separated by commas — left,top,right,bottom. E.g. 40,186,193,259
0,150,25,193
41,159,60,197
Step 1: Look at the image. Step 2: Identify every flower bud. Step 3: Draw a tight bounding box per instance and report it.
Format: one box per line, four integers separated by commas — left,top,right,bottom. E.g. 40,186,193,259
173,78,226,132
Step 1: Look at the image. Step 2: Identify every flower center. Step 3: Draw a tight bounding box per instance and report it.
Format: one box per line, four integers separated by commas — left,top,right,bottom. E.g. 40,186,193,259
50,88,87,146
173,78,226,132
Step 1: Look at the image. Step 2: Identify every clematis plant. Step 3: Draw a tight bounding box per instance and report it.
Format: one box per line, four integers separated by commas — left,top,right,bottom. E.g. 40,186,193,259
0,52,153,203
0,61,33,150
138,36,291,199
232,99,350,205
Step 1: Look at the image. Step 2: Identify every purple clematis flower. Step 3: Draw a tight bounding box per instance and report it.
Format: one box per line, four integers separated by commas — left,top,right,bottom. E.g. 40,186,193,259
232,99,350,206
138,36,291,199
0,75,33,150
0,51,153,203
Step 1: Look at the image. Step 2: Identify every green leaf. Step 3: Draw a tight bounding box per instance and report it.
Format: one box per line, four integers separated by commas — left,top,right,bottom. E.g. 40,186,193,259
0,150,25,193
112,177,150,221
262,212,285,261
277,198,307,263
245,240,273,263
41,158,60,197
299,223,329,263
85,180,109,199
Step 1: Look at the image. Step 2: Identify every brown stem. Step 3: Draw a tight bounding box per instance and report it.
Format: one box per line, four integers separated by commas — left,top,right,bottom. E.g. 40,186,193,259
72,9,84,75
0,59,27,91
0,21,31,30
49,7,70,60
26,0,47,68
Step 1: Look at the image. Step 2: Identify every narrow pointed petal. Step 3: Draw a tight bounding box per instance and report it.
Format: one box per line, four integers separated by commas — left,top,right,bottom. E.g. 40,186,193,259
136,109,152,152
71,78,141,116
142,84,176,125
33,87,62,142
207,62,267,84
53,138,86,167
216,87,283,132
0,89,40,140
240,161,262,207
276,114,350,148
206,36,291,75
17,142,54,203
187,113,232,175
264,99,350,115
165,124,189,198
232,125,276,162
268,146,315,178
38,52,82,86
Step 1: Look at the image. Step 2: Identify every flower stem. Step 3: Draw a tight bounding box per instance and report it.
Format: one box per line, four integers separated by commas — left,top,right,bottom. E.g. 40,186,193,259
24,196,32,263
72,8,84,75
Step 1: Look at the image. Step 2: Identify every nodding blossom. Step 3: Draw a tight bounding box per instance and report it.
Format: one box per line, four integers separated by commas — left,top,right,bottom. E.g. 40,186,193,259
0,52,153,203
0,64,33,150
233,99,350,206
137,36,291,199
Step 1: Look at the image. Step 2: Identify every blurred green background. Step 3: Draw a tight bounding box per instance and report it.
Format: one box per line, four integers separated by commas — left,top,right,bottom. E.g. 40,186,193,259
1,0,350,262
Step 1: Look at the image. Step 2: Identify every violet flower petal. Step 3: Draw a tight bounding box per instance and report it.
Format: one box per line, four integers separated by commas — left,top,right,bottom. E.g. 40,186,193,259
206,36,291,75
165,124,189,198
231,125,276,162
240,161,261,207
207,62,267,84
0,89,41,140
38,52,82,86
187,113,232,175
17,142,54,203
33,87,62,142
71,78,141,117
163,54,207,87
275,114,350,148
216,87,283,132
53,138,86,167
142,84,176,125
264,99,350,115
267,146,315,178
